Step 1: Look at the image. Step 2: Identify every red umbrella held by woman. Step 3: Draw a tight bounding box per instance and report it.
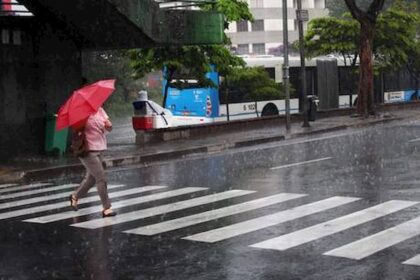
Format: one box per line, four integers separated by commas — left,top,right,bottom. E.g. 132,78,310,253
56,79,116,131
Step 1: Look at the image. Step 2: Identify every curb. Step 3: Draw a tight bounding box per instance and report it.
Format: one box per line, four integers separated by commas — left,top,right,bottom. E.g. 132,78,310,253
0,115,402,183
0,170,25,183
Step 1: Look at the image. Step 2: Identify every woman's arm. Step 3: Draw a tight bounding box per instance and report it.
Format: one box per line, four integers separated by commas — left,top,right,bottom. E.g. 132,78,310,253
104,119,113,132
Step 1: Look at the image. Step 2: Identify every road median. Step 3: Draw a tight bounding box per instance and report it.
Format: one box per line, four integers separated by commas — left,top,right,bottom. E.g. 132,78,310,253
0,111,404,184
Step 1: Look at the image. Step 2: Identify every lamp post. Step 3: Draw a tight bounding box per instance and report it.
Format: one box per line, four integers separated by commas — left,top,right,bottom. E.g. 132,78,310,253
282,0,290,131
296,0,310,127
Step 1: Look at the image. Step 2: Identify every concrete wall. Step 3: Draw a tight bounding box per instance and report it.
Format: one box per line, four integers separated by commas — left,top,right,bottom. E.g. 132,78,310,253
0,18,81,160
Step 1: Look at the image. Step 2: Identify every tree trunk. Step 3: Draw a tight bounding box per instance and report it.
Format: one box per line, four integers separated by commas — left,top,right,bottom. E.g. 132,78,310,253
357,21,375,116
344,0,385,116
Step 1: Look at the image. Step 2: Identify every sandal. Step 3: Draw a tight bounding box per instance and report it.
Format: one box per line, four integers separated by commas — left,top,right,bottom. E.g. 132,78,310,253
102,209,117,218
69,194,78,211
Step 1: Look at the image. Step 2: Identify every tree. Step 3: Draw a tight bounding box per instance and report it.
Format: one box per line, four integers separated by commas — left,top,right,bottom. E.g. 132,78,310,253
374,1,419,71
398,1,420,96
305,2,418,71
326,0,396,18
82,50,141,117
129,0,253,108
344,0,386,116
304,15,359,66
220,67,287,103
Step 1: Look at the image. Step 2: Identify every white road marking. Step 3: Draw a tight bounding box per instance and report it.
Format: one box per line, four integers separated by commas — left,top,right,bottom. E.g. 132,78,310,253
0,183,51,194
183,196,360,243
250,200,417,251
0,184,17,189
0,184,78,200
24,187,203,223
403,254,420,266
282,133,351,146
324,216,420,260
0,184,167,220
124,193,307,236
71,190,256,229
270,157,332,170
408,138,420,143
0,184,125,210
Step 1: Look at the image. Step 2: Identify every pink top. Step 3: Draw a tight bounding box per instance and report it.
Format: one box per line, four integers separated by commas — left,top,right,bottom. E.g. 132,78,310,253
85,107,109,151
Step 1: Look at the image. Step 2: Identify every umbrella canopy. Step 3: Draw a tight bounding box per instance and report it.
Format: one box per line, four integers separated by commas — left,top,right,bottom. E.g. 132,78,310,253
56,79,115,131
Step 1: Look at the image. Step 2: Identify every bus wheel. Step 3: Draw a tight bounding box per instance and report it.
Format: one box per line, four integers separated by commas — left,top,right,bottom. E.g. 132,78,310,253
411,94,418,101
261,103,279,116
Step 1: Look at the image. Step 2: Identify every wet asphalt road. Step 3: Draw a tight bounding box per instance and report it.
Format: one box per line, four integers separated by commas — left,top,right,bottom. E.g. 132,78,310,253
2,120,420,279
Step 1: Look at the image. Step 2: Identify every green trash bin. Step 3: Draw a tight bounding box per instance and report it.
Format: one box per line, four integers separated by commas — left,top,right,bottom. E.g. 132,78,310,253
45,113,69,155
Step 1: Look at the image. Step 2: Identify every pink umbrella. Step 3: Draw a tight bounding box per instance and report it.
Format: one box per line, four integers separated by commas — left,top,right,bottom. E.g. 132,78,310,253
56,79,115,131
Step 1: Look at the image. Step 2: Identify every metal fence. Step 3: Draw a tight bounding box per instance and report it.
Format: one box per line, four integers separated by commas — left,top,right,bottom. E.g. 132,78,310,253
288,65,419,106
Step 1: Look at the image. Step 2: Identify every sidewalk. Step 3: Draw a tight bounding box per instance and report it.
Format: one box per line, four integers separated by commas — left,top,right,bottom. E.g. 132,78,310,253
1,105,419,183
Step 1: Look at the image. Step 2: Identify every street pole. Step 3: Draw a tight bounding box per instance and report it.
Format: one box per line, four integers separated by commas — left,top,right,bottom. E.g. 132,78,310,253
282,0,290,131
297,0,310,127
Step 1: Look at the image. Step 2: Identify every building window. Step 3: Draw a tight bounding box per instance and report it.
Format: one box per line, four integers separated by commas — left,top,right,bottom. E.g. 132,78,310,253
250,0,264,8
236,20,248,32
12,30,21,45
1,29,10,44
253,43,265,55
251,20,264,31
237,44,249,55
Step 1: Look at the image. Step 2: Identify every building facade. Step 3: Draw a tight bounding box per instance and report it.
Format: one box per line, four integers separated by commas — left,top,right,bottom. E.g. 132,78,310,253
226,0,327,56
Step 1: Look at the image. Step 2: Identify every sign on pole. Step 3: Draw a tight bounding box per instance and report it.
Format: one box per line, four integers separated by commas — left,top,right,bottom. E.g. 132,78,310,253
296,9,309,22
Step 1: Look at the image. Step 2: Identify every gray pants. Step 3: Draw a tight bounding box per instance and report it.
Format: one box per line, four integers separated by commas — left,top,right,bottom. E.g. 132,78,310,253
73,152,112,210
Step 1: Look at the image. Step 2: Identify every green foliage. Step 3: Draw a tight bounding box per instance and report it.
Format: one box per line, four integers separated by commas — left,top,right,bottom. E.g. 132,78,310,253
203,0,253,22
129,46,213,88
103,91,132,118
221,67,286,102
375,1,419,70
128,0,252,94
326,0,353,17
304,15,359,65
396,0,420,82
305,0,420,72
326,0,394,18
82,50,141,118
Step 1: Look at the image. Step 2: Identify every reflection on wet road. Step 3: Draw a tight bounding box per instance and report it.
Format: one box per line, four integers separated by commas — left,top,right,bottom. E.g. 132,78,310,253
2,122,420,279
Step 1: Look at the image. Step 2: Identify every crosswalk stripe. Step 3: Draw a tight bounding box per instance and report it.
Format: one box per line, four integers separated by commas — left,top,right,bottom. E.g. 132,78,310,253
408,138,420,143
0,184,125,211
402,255,420,266
324,215,420,260
124,193,307,236
270,157,332,170
0,184,79,200
0,183,51,194
24,187,204,223
0,184,165,220
250,200,417,251
71,189,256,230
183,196,360,243
0,184,17,189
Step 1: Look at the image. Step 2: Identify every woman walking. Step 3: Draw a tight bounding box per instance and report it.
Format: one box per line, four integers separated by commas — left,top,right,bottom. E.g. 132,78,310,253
69,107,116,217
